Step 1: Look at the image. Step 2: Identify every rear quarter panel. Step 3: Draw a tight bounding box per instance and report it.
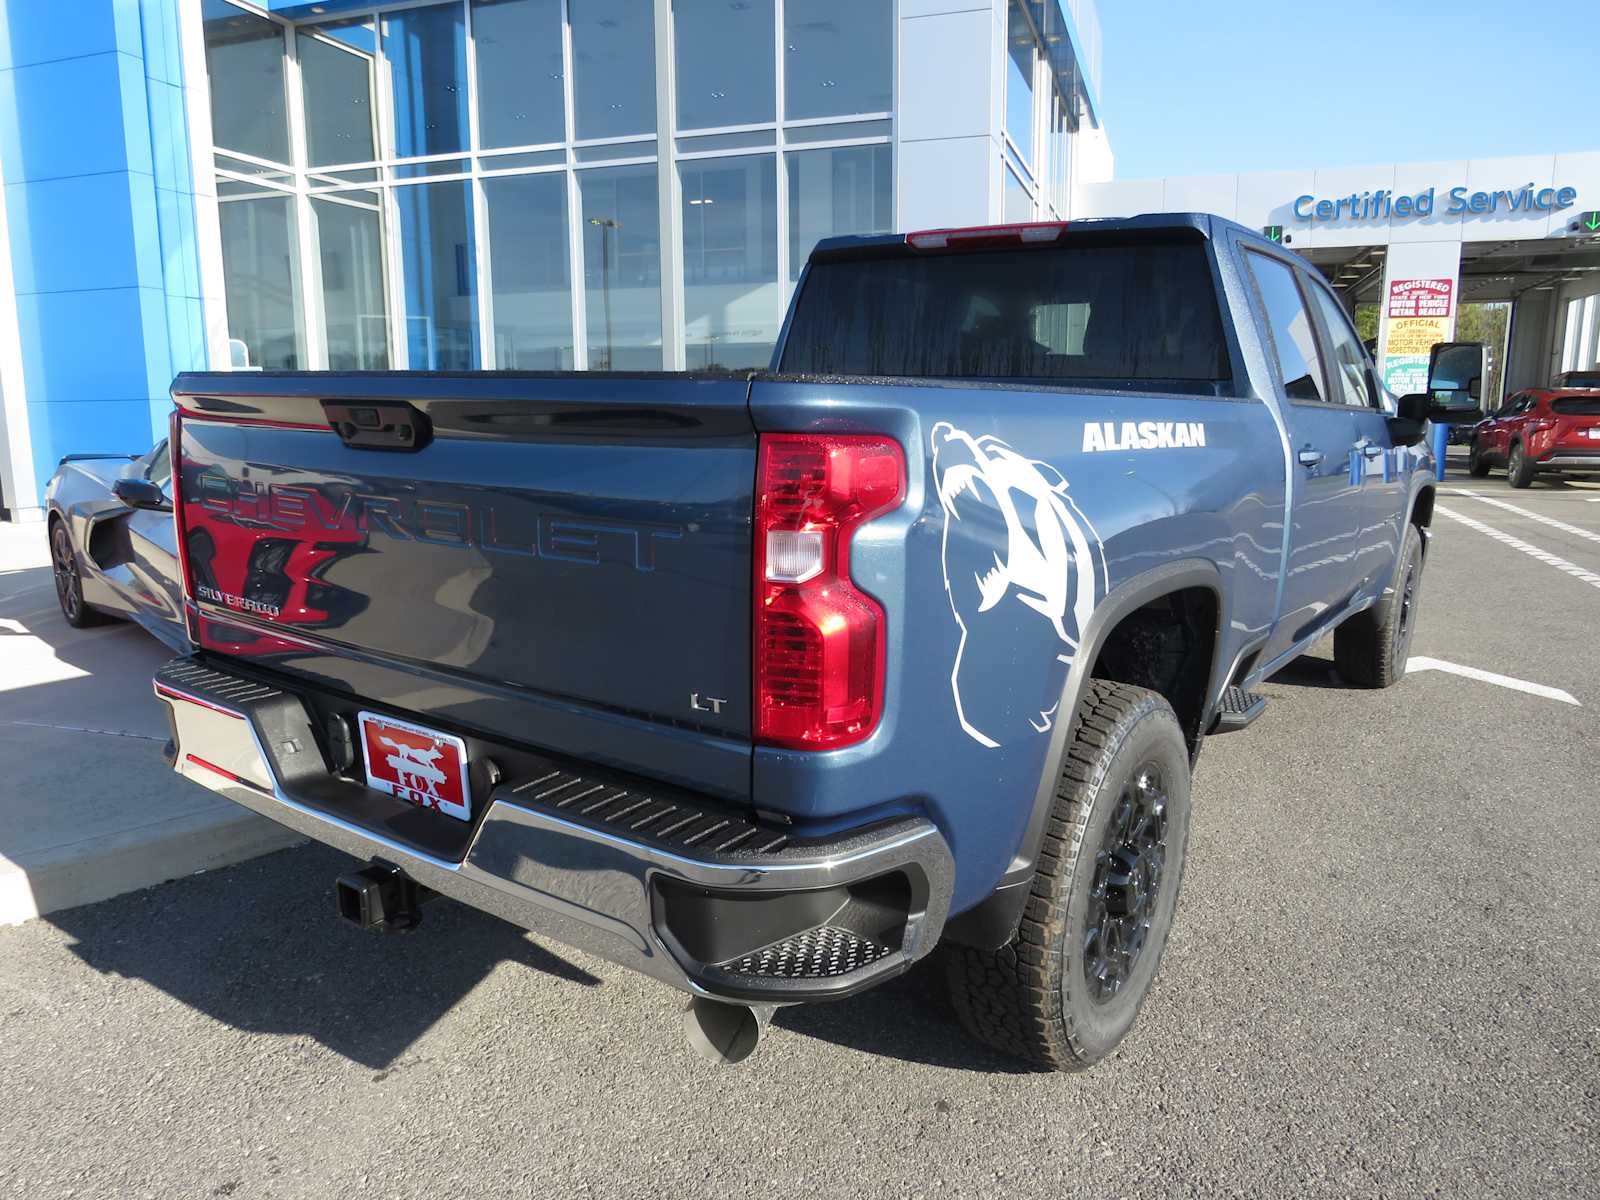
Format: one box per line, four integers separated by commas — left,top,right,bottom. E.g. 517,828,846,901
749,378,1287,912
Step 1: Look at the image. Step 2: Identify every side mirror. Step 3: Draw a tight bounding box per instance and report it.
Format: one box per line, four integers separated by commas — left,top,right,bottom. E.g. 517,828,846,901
1388,392,1429,447
1427,342,1487,416
112,476,172,513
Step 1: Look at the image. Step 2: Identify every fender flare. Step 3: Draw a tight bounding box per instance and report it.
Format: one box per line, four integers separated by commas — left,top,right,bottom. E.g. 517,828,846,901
942,558,1225,950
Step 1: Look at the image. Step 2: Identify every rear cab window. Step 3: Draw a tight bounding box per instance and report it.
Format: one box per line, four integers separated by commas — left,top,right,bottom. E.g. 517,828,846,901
1552,396,1600,416
778,232,1234,395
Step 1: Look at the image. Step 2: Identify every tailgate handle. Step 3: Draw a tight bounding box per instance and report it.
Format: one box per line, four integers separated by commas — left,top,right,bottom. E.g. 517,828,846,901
322,401,432,452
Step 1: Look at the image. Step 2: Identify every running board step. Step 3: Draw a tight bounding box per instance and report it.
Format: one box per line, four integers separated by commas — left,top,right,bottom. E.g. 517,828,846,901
1210,687,1267,734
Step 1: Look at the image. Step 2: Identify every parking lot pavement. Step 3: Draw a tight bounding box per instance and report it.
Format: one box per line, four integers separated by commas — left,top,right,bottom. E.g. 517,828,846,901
0,522,299,924
1,479,1597,1200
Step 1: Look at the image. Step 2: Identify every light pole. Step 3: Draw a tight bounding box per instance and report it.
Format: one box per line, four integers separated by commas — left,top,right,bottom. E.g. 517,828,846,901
587,216,619,369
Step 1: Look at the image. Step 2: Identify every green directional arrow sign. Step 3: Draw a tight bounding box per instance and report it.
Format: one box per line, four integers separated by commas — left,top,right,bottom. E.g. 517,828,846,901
1583,211,1600,233
1262,225,1284,243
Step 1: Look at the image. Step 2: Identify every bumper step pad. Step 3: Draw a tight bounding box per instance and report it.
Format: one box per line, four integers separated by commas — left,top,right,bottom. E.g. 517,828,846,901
727,927,895,979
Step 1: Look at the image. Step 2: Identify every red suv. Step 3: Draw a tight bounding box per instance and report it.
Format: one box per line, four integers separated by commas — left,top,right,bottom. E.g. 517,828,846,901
1468,387,1600,487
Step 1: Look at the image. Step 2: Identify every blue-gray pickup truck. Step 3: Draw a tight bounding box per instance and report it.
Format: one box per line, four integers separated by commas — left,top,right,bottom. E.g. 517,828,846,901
149,214,1440,1070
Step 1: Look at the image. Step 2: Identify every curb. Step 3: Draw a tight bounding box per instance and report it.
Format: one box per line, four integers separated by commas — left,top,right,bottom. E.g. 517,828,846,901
0,803,304,926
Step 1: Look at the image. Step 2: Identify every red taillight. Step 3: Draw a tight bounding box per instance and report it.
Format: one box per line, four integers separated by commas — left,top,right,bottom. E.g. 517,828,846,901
169,408,204,646
906,221,1068,251
169,408,193,599
754,433,905,750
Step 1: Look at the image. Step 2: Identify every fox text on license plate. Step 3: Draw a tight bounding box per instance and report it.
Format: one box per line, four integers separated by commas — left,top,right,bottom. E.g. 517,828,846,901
357,712,472,821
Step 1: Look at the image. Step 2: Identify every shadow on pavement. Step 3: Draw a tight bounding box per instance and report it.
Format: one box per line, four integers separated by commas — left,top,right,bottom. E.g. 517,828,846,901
774,960,1033,1074
47,841,600,1070
1264,652,1346,691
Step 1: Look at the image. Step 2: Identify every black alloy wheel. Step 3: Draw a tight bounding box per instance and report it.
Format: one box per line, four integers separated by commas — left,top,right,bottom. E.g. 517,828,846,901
50,520,109,628
51,521,82,623
1394,556,1418,653
1084,763,1169,1003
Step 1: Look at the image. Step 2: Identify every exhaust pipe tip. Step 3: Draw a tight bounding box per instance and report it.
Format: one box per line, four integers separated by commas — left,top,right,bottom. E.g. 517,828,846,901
683,997,774,1066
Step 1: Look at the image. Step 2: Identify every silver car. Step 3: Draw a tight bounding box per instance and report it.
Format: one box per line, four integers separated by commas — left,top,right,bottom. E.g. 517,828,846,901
44,439,187,651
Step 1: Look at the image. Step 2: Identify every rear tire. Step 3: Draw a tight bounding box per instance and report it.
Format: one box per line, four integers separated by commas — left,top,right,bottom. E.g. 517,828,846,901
50,519,111,629
944,680,1191,1071
1467,440,1491,478
1507,441,1536,489
1334,523,1423,688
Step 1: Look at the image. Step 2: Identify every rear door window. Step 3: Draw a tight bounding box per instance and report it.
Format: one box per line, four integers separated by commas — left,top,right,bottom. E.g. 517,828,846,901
778,238,1233,394
1308,284,1377,408
1244,251,1326,402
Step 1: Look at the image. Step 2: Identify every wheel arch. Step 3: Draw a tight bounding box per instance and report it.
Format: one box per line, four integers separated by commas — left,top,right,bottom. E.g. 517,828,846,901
1410,483,1435,532
942,559,1226,950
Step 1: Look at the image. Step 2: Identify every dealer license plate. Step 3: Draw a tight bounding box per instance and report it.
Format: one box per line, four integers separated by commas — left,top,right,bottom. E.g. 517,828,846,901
357,711,472,822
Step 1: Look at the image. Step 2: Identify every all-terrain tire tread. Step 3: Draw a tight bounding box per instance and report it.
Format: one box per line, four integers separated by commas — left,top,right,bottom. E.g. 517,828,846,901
943,680,1187,1071
1333,523,1422,688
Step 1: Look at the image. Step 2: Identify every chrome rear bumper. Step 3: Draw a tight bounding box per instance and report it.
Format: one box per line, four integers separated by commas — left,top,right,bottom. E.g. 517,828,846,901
1537,451,1600,469
153,657,953,1003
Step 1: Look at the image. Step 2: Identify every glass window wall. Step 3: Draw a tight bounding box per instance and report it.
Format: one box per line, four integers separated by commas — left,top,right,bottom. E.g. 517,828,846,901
682,155,779,370
473,0,566,149
784,0,892,121
298,19,379,167
571,0,656,140
674,0,775,131
204,0,898,374
1005,2,1035,166
383,4,470,159
484,173,574,369
1004,163,1032,223
218,195,304,369
310,192,390,369
787,145,892,281
580,165,662,370
203,1,291,165
395,181,479,369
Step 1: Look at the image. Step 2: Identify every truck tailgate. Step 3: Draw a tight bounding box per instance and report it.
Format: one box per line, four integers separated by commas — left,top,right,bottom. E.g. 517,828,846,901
172,373,755,787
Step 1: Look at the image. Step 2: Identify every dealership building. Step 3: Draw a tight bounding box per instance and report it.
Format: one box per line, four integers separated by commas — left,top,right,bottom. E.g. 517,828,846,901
1,0,1599,522
1079,154,1600,402
0,0,1107,520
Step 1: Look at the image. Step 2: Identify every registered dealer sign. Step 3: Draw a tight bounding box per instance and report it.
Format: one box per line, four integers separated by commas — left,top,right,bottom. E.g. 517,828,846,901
1387,278,1454,319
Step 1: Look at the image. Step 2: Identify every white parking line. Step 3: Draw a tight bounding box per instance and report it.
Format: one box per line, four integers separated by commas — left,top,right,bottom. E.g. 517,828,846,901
1447,489,1600,546
1434,504,1600,591
1408,656,1581,706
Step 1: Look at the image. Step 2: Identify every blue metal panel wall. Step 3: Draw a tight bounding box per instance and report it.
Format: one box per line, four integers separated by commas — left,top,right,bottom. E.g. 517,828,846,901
0,0,205,505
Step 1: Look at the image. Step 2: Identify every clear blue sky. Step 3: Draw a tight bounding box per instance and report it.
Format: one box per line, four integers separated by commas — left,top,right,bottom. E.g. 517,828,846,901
1097,1,1600,179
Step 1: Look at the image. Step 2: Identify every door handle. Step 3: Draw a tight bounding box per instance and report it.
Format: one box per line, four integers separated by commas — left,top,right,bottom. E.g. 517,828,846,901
1359,442,1384,459
1297,449,1325,467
